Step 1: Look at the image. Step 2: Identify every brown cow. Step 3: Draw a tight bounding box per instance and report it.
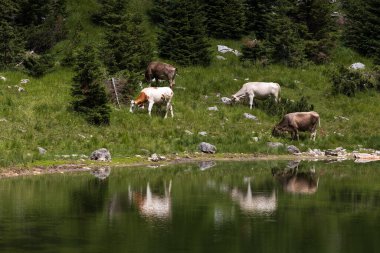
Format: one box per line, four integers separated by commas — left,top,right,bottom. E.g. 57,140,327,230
272,111,320,141
145,61,177,88
273,161,319,195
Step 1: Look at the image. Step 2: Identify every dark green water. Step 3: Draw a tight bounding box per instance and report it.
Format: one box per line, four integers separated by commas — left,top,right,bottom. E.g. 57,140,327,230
0,160,380,253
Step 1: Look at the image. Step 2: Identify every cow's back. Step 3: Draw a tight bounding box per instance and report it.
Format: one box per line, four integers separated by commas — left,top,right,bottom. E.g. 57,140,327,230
289,112,319,131
244,82,280,99
144,87,173,102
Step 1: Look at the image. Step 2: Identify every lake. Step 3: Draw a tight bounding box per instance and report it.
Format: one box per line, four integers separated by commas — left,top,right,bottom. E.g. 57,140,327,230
0,160,380,253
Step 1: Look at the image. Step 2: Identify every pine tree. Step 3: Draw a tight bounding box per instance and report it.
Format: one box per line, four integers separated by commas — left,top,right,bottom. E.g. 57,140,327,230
203,0,246,39
244,0,275,39
71,45,111,125
266,0,306,66
0,0,24,68
157,0,211,66
343,0,380,64
296,0,337,63
103,13,153,74
101,0,153,74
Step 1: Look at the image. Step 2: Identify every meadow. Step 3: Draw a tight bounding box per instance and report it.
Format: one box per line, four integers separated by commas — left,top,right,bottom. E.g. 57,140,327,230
0,0,379,168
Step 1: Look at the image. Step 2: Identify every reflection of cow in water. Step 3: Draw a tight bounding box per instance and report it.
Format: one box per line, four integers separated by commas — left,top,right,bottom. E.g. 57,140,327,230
231,181,277,214
133,181,172,219
273,161,319,194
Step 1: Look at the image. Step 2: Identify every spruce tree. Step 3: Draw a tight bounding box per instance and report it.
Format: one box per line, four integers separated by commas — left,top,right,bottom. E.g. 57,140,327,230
203,0,246,39
101,0,153,74
103,13,153,74
71,45,111,125
266,0,306,66
343,0,380,64
0,0,24,68
244,0,275,39
157,0,211,66
296,0,336,63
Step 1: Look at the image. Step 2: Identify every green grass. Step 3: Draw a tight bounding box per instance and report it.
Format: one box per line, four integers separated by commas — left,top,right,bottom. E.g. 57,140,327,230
0,0,379,167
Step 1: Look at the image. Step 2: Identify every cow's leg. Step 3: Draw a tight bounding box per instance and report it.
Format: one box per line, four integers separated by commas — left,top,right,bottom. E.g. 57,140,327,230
311,131,317,141
248,94,254,109
164,102,170,119
148,101,154,117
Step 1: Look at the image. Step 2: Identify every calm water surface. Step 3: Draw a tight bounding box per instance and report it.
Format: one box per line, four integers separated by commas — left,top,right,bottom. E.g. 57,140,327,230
0,160,380,253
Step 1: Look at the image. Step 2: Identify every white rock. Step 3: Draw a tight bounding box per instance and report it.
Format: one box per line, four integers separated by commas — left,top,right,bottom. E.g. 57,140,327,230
208,106,218,111
216,55,226,60
38,147,47,155
0,76,6,81
349,62,365,70
20,79,30,84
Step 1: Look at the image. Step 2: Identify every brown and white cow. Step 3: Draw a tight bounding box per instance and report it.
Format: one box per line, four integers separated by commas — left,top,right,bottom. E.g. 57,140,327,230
272,111,320,141
130,87,174,118
145,61,177,88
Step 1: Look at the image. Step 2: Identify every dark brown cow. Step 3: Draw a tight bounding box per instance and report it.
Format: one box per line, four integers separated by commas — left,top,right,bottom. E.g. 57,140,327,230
272,111,320,141
145,61,177,88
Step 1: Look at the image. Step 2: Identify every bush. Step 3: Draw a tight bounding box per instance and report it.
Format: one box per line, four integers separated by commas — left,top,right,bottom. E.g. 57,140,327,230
259,96,314,116
22,53,54,77
240,38,272,66
331,65,375,96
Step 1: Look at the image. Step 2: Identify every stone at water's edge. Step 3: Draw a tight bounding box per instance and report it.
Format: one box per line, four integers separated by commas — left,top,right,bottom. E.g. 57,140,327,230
90,148,111,161
199,142,217,154
287,145,300,154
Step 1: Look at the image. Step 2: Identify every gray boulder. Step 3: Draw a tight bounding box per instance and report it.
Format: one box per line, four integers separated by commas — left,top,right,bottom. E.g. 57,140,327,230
38,147,47,155
221,97,232,105
243,113,257,120
287,145,300,154
149,153,166,162
199,142,217,154
90,148,111,161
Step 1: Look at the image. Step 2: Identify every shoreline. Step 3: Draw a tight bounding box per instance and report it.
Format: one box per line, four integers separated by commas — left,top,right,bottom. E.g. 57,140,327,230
0,153,356,179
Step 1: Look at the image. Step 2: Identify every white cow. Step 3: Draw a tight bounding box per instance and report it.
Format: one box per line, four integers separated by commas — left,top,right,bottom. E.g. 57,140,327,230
231,82,281,109
231,182,277,214
130,87,174,118
133,181,172,219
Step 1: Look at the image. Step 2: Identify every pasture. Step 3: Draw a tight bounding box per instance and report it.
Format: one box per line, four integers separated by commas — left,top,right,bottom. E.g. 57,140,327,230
0,0,379,167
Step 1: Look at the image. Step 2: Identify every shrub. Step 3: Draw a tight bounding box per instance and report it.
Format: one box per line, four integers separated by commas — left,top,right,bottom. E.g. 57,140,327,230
22,53,54,77
240,38,272,66
259,96,314,116
331,65,375,96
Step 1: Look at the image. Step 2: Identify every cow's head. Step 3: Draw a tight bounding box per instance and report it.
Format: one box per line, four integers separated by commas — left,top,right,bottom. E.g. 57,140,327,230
145,70,152,83
231,95,240,102
272,126,284,136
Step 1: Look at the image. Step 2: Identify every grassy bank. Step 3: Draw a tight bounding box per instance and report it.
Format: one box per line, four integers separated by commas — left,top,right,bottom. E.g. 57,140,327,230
0,0,379,168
